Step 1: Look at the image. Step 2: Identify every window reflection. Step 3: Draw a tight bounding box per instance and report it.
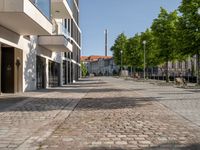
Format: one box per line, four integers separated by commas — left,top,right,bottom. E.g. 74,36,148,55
32,0,51,20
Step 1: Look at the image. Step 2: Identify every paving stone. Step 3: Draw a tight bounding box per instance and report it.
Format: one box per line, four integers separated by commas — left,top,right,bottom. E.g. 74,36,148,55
1,77,200,150
115,141,128,145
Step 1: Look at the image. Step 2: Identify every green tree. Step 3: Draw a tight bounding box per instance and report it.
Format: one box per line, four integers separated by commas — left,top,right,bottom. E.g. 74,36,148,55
81,62,88,77
126,33,143,71
111,33,128,69
140,29,160,69
151,7,179,82
178,0,200,84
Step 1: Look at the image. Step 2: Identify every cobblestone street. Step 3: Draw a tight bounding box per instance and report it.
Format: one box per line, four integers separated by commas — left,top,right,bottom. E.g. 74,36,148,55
1,77,200,150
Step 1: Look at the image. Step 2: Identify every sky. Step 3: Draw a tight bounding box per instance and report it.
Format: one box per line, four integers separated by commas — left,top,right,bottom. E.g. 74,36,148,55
80,0,182,56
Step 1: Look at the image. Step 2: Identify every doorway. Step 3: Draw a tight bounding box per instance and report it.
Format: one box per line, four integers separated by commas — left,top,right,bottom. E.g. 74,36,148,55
63,61,67,85
0,47,23,93
36,56,46,89
48,60,60,87
1,47,14,93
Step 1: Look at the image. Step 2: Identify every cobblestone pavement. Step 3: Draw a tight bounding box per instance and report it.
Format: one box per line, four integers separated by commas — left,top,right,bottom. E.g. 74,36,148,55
0,79,94,150
38,77,200,150
109,77,200,127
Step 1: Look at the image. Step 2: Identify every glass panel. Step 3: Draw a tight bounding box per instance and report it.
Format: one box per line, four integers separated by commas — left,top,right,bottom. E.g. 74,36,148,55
67,0,73,9
34,0,51,20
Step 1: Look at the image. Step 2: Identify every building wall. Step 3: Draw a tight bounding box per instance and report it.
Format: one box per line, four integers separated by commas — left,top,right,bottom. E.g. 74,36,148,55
0,0,81,93
85,58,119,76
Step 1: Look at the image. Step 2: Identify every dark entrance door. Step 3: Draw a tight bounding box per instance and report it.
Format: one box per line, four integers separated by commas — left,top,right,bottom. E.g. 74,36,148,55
36,56,46,89
1,47,14,93
49,61,60,87
63,61,67,85
68,61,70,83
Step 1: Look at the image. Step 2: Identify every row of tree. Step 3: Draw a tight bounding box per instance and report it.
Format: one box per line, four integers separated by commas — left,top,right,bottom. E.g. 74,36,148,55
111,0,200,83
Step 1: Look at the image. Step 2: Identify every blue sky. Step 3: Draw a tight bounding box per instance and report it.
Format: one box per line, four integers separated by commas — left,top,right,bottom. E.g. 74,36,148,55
80,0,182,56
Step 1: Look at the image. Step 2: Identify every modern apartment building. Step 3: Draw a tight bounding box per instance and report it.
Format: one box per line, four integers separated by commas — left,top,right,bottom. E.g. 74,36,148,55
0,0,81,93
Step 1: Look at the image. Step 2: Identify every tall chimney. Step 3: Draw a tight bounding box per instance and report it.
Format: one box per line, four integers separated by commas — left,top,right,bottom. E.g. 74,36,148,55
105,29,108,56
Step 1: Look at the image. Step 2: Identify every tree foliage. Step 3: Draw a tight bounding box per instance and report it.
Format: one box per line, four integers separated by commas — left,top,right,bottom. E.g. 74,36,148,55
111,33,128,66
81,62,88,77
151,7,179,82
111,1,200,83
140,29,160,68
178,0,200,83
126,33,143,68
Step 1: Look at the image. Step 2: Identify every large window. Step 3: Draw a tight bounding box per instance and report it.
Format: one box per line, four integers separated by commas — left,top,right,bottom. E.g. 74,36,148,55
67,0,73,9
33,0,51,20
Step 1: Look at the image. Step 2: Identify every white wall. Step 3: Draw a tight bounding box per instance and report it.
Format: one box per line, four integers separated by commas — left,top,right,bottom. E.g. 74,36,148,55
0,26,63,92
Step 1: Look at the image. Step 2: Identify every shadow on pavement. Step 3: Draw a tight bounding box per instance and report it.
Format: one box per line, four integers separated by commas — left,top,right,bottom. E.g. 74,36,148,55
142,143,200,150
0,97,28,111
0,78,155,112
86,143,200,150
158,92,193,95
0,94,155,112
77,97,153,110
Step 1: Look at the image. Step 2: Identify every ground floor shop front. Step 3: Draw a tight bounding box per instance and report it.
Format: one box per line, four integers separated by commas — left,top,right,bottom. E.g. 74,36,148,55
0,46,80,94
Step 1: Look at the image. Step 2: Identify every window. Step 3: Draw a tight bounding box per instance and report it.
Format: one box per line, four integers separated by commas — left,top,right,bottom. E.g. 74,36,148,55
34,0,51,20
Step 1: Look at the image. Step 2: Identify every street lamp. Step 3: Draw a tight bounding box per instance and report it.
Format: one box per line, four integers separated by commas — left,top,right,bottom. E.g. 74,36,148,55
120,50,123,72
143,40,146,80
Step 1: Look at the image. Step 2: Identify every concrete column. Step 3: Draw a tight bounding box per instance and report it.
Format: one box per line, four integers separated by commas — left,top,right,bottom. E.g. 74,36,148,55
0,43,1,94
45,59,49,88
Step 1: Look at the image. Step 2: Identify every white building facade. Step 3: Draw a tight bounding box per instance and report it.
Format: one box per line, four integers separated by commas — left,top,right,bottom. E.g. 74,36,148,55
87,58,119,76
0,0,81,93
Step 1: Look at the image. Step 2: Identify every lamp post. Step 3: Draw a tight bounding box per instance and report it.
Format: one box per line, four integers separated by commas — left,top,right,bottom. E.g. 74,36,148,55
120,50,123,72
143,40,146,80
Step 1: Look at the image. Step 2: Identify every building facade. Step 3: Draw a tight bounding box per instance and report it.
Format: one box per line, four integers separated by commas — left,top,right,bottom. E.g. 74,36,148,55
0,0,81,93
81,56,119,76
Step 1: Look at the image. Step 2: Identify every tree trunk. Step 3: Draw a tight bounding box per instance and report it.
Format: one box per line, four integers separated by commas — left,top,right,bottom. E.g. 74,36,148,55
166,61,169,83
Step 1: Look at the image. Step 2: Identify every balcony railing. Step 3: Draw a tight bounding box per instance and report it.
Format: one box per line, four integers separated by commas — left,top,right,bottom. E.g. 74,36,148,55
53,22,71,41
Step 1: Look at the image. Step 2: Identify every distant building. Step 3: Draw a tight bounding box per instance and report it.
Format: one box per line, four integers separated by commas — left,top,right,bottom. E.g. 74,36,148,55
81,56,119,76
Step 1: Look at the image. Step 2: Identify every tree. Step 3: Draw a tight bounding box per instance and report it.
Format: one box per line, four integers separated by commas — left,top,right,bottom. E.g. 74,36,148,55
140,29,160,69
151,7,179,82
178,0,200,84
126,33,143,72
111,33,128,69
81,62,88,77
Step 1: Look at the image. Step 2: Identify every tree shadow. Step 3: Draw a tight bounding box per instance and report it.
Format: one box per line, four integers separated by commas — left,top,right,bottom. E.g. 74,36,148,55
158,92,193,95
85,143,200,150
76,96,153,111
142,143,200,150
24,37,37,91
0,95,154,112
0,96,28,111
87,147,125,150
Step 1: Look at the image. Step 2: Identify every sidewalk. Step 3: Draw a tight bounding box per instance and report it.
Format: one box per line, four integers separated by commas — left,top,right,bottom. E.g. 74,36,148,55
0,79,96,150
1,77,200,150
123,76,199,88
38,77,200,150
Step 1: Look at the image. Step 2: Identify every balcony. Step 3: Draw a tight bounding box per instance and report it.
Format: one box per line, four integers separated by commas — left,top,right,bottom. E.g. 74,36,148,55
0,0,52,35
51,0,73,19
38,22,72,52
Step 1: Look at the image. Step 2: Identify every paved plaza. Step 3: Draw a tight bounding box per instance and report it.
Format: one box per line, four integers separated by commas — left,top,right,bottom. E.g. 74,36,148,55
0,77,200,150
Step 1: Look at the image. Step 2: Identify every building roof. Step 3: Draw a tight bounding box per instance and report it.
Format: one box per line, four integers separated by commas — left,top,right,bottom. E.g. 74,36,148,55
81,55,112,62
